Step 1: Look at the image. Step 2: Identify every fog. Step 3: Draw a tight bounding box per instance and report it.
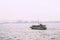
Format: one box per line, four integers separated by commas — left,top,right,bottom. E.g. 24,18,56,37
0,0,60,21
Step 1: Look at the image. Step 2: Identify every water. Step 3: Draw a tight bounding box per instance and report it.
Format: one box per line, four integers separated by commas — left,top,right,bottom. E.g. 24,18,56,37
0,23,60,40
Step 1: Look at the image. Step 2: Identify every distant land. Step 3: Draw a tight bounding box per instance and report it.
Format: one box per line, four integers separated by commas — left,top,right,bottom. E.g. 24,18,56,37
0,20,60,24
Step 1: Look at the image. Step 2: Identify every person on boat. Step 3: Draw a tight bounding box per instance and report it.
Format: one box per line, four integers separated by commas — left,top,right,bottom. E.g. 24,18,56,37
40,24,43,27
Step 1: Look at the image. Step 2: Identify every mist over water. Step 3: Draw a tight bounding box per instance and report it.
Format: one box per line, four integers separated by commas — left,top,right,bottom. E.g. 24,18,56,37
0,0,60,40
0,23,60,40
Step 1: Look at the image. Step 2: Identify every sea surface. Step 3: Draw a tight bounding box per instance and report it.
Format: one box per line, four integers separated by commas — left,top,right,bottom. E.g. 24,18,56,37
0,23,60,40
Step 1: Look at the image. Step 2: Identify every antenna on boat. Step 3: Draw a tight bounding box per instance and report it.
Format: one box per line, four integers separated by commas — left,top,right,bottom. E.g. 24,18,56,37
37,19,40,24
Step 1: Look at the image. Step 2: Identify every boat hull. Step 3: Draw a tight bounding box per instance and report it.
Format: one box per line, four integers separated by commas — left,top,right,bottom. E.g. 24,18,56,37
30,25,47,30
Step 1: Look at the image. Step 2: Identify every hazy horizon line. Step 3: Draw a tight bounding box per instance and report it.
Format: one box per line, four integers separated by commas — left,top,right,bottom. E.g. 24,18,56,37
0,21,60,24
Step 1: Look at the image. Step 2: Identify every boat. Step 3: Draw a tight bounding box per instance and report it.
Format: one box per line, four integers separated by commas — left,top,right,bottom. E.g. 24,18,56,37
30,24,47,30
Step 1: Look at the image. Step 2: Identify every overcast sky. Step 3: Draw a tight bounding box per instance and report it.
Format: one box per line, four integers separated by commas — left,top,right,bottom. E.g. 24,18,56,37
0,0,60,21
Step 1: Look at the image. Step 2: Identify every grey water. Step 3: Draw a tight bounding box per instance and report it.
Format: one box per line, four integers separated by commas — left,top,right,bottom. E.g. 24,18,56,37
0,23,60,40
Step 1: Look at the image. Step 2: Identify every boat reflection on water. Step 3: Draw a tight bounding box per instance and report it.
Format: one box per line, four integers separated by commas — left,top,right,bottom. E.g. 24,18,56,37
30,24,47,30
